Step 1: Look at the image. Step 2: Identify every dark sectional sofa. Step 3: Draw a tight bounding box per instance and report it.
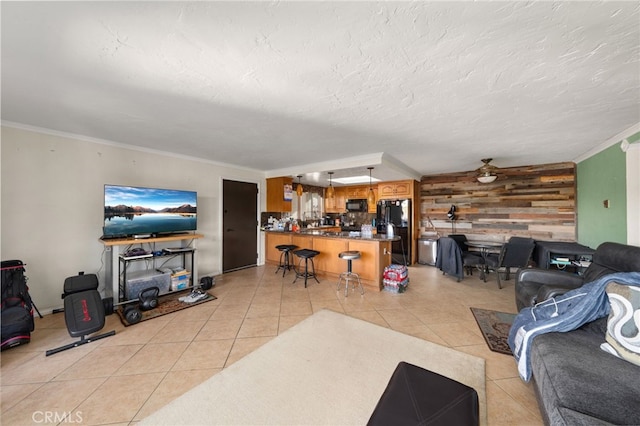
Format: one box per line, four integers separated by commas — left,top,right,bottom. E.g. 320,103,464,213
514,242,640,425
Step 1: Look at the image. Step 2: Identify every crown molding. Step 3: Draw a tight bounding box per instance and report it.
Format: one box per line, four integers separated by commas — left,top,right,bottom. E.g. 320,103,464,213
1,120,263,173
573,122,640,163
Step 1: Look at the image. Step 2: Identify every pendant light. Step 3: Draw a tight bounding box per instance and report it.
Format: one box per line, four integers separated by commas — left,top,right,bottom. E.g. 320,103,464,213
367,167,376,206
296,175,303,197
476,158,498,183
326,171,335,198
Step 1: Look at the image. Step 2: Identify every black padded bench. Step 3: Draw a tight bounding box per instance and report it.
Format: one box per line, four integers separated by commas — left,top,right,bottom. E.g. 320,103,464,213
46,273,115,356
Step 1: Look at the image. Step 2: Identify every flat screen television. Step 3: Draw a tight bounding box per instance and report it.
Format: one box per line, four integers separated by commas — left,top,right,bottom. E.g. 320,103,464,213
103,184,197,238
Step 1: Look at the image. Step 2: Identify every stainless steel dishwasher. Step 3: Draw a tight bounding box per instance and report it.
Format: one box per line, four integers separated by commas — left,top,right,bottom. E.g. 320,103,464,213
418,237,438,266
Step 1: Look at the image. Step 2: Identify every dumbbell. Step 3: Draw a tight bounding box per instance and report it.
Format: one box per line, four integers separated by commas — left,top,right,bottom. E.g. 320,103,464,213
122,304,142,324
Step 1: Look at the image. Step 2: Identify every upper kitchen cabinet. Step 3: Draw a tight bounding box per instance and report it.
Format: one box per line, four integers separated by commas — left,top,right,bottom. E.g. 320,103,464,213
266,177,293,212
325,187,346,213
377,180,416,200
343,185,368,199
326,185,377,213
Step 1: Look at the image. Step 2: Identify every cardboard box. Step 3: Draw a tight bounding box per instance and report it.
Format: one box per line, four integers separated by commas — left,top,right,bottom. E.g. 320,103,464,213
170,271,191,291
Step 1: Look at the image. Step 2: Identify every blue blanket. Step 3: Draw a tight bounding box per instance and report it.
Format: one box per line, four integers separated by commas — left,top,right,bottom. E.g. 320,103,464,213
507,271,640,381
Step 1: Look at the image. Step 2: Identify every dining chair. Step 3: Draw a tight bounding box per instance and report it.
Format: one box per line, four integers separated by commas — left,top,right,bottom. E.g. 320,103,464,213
435,237,464,282
486,236,534,267
448,234,484,276
485,239,535,288
505,236,535,245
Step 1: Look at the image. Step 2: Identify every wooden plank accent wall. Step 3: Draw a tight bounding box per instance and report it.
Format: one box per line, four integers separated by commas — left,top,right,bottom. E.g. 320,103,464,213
419,162,577,242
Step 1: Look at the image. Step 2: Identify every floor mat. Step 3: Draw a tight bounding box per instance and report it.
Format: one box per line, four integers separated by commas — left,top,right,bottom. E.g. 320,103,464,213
117,289,217,326
470,307,516,355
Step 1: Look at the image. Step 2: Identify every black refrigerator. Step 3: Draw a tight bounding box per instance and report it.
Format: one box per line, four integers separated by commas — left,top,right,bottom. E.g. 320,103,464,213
376,199,411,265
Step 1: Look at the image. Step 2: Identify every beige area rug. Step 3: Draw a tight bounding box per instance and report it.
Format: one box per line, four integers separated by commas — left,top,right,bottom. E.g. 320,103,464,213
141,309,487,425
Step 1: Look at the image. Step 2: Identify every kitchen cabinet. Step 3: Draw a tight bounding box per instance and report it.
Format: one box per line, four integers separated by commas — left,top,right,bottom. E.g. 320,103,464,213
324,191,336,213
378,180,414,199
326,185,377,213
344,184,378,212
292,233,313,251
348,239,390,282
343,185,368,199
265,232,293,263
325,187,345,213
267,177,293,212
311,237,349,274
264,231,393,290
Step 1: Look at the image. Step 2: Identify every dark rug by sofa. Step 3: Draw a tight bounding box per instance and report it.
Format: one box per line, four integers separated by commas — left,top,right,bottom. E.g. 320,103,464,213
117,289,217,326
470,307,516,355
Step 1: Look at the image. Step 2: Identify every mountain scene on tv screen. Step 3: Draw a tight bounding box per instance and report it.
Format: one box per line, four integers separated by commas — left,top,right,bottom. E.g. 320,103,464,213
105,204,196,215
104,186,197,236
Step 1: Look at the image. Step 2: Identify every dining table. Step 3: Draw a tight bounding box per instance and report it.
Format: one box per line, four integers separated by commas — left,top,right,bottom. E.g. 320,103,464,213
466,240,504,281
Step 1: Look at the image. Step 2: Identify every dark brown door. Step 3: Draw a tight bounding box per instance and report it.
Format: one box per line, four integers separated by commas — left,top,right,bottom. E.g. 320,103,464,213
223,179,258,272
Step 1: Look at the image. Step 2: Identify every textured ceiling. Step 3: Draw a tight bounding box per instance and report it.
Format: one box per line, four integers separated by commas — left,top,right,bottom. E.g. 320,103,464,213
2,1,639,186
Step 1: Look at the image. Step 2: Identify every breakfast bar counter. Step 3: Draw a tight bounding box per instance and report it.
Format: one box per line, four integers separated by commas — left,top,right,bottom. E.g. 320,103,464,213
264,230,398,291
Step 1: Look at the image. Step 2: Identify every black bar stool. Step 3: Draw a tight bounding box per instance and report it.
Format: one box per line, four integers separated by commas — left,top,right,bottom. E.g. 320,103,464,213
292,249,320,288
275,244,298,277
337,251,363,297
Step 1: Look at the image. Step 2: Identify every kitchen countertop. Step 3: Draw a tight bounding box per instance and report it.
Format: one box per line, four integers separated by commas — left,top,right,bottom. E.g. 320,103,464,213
260,225,338,233
263,229,400,241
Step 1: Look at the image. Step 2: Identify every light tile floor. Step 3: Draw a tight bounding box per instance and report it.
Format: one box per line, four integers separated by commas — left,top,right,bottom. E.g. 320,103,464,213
1,264,544,425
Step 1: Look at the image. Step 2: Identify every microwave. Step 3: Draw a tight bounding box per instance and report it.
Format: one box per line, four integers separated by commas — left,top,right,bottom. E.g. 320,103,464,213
346,199,368,212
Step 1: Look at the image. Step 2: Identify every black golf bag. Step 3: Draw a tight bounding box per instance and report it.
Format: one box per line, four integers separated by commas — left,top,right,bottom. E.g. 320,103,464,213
1,260,37,350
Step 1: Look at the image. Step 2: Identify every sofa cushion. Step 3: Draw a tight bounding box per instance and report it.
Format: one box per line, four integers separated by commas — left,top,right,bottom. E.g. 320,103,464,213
600,282,640,367
583,242,640,283
553,408,615,426
531,325,640,425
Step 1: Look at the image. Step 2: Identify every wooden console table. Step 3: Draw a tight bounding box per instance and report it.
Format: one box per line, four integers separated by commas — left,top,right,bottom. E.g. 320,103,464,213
100,233,204,302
